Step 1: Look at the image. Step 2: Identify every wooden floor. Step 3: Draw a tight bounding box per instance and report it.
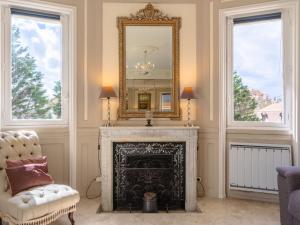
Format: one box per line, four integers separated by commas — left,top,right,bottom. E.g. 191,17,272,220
51,197,280,225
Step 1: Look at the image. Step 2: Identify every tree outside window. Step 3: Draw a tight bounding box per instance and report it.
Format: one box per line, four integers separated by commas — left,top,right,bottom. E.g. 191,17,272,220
11,16,62,120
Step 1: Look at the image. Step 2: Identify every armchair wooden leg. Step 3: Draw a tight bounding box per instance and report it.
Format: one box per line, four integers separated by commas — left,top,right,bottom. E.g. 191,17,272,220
68,212,75,225
0,217,2,225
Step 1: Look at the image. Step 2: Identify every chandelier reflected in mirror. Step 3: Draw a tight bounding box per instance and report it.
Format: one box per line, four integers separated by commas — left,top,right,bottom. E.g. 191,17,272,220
134,46,158,75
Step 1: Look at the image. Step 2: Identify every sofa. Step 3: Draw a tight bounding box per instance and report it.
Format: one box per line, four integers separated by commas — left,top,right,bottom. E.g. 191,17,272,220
277,166,300,225
0,131,80,225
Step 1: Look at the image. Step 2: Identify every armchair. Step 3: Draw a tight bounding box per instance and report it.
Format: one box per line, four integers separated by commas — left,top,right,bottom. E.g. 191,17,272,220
277,166,300,225
0,131,80,225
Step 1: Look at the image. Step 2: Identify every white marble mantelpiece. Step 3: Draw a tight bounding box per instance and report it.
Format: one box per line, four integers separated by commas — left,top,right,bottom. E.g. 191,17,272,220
99,126,199,212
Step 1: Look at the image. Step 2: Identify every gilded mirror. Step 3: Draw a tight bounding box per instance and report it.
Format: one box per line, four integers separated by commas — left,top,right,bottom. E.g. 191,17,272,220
118,3,181,119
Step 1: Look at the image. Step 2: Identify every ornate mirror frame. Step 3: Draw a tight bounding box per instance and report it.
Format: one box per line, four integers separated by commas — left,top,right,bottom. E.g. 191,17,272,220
117,3,181,119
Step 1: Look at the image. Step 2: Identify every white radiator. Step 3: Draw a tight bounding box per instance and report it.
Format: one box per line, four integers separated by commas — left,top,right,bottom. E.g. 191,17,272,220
229,143,292,194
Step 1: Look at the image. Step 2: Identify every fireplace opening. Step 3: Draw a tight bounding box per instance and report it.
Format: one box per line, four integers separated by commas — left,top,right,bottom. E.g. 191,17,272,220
113,142,185,211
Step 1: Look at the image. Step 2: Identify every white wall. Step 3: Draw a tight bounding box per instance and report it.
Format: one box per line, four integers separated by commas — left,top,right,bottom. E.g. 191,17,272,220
1,0,298,200
77,0,298,199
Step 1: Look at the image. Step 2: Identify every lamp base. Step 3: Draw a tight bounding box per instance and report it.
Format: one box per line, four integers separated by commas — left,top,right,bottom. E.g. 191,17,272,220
145,119,153,127
184,123,194,127
103,121,113,127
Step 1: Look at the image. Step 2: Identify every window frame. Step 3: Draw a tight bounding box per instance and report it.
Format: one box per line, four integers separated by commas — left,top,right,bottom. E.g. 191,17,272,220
224,3,297,130
0,2,72,127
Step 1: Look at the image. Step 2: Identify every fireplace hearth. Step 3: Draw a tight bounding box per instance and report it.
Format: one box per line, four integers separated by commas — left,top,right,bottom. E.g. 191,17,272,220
113,142,186,211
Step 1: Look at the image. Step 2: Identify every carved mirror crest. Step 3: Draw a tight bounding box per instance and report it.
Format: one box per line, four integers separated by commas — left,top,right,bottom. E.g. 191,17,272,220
118,3,181,119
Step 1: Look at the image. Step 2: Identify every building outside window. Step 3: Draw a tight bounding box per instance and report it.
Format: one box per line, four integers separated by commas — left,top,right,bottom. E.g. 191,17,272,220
233,13,283,124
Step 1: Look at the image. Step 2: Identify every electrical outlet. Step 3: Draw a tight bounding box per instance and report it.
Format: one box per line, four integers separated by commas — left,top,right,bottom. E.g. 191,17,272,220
95,176,102,182
197,177,202,182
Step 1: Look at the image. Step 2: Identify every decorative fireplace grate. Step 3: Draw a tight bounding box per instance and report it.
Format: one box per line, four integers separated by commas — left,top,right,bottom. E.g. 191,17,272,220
113,142,185,211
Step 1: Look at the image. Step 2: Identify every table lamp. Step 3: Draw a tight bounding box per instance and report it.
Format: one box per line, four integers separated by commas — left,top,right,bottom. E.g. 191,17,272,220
99,86,117,126
180,87,196,127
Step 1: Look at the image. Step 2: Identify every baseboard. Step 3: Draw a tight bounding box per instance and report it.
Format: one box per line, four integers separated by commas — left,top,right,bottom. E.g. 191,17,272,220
227,189,279,203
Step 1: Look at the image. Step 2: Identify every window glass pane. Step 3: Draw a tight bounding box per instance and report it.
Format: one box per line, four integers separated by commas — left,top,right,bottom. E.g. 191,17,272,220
11,15,62,120
161,93,171,112
233,17,283,123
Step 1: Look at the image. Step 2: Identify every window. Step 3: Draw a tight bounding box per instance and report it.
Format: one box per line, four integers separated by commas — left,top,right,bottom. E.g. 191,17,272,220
233,13,283,124
160,93,171,112
0,4,73,126
224,5,297,129
11,9,62,120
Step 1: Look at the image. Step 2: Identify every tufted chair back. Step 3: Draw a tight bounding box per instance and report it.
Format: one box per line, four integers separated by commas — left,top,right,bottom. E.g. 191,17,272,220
0,131,42,193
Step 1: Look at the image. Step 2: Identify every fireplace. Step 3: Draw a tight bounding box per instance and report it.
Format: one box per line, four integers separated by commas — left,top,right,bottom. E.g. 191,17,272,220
113,142,185,211
99,126,198,212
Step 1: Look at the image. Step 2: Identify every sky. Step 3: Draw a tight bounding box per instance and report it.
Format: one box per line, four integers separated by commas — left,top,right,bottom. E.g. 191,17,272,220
12,15,62,97
233,19,283,100
11,15,282,101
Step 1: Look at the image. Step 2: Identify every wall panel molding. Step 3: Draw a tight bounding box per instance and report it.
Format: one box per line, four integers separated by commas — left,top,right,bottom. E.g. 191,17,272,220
227,133,292,142
77,128,100,196
84,0,88,121
77,127,99,137
209,1,214,121
42,143,68,184
199,127,219,133
220,0,236,2
198,137,219,197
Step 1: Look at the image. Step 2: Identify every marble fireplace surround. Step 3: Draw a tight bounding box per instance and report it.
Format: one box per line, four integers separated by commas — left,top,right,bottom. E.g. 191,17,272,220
99,126,199,212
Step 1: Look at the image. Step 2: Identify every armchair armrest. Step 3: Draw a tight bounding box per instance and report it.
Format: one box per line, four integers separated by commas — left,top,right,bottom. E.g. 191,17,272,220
277,167,300,178
277,166,300,192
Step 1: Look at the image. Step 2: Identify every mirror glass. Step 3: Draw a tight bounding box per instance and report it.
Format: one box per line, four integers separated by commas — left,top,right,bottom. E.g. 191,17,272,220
125,26,173,113
118,3,180,119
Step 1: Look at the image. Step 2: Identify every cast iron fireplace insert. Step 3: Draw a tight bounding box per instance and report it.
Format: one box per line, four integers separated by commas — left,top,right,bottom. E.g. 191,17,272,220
113,142,185,211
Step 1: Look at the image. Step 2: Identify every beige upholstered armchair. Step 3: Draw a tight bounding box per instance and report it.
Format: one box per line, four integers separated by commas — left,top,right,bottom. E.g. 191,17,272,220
0,131,80,225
